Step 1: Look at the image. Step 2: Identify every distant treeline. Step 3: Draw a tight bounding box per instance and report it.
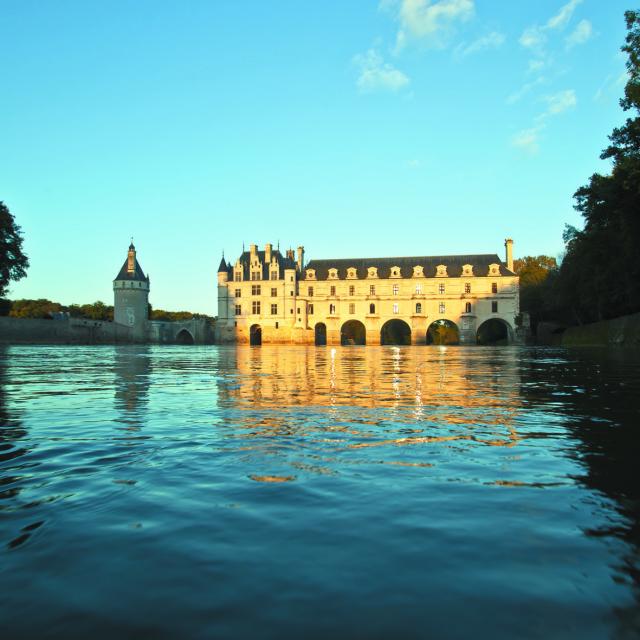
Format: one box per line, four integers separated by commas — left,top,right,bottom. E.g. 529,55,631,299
0,298,214,323
516,11,640,331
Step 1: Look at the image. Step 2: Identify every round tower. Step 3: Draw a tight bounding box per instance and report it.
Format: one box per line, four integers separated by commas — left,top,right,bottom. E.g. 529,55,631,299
113,242,150,341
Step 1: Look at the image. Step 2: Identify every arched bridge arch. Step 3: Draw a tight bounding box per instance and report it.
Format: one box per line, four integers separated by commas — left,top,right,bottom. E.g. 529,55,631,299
381,319,411,345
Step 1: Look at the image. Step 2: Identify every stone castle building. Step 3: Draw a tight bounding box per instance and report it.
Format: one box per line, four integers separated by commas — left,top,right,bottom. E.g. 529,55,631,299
216,240,520,345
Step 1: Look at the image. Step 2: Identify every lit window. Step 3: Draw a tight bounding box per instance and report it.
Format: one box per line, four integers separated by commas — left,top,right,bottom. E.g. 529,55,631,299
235,304,241,315
252,301,261,314
349,303,355,314
415,303,422,314
465,302,472,313
465,283,471,294
309,304,314,314
308,286,314,297
439,283,445,294
439,303,445,314
251,285,261,296
369,285,375,295
349,285,355,296
271,304,278,315
393,284,399,295
271,288,277,297
235,289,241,298
492,282,498,294
415,284,422,294
393,303,399,314
492,301,498,313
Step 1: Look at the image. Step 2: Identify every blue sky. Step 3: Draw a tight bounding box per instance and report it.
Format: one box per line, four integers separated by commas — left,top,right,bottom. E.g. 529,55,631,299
0,0,631,315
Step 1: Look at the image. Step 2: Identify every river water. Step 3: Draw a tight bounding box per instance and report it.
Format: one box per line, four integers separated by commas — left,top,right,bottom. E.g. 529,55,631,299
0,345,639,638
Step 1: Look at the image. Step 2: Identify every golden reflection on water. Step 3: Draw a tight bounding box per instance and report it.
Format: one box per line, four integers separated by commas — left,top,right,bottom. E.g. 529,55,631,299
217,345,522,452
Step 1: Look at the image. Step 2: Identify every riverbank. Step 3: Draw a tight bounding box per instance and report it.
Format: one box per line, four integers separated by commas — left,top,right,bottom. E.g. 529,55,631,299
561,312,640,347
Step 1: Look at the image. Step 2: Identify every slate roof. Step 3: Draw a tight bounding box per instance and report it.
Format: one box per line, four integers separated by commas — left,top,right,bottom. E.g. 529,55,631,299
224,249,297,280
304,254,515,279
114,257,149,282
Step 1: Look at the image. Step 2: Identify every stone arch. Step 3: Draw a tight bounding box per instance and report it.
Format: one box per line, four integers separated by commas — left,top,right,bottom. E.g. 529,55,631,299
476,318,513,345
426,319,460,345
175,329,195,345
380,319,411,345
315,322,327,346
250,324,262,346
341,320,366,346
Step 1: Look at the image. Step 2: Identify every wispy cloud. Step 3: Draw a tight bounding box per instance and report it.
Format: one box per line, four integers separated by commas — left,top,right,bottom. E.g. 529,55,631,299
353,49,410,93
507,76,545,105
519,0,583,53
512,89,577,152
546,0,582,30
565,19,592,49
383,0,475,51
454,31,505,58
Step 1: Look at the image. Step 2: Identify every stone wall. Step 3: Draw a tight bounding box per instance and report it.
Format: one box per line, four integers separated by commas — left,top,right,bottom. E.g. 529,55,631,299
0,317,134,344
561,312,640,347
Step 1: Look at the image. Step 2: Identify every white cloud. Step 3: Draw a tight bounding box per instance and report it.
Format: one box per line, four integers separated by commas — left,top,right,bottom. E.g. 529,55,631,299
353,49,410,93
454,31,505,58
543,89,577,115
519,26,546,51
391,0,475,50
507,77,545,104
512,126,541,153
566,19,592,48
528,59,545,74
546,0,582,30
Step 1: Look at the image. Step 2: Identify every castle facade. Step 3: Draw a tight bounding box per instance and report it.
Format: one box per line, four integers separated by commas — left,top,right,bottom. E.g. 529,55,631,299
216,240,520,345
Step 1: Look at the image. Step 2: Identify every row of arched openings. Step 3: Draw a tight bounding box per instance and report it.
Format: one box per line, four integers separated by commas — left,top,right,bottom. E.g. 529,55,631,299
248,319,510,346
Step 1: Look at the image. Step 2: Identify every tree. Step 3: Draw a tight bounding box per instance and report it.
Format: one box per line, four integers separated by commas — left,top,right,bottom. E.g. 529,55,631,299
513,255,558,331
0,201,29,298
557,11,640,323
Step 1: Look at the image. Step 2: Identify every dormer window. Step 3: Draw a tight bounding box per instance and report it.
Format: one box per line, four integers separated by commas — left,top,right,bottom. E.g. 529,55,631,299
462,264,473,276
234,271,242,282
412,265,424,278
270,270,278,281
367,267,378,279
390,266,401,278
347,267,358,279
328,268,338,280
305,269,316,280
488,263,500,276
436,264,448,277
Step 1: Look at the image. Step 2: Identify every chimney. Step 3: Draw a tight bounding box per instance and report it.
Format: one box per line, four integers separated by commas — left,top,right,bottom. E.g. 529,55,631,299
286,248,294,261
265,243,272,264
296,246,305,272
127,243,136,274
250,244,257,263
505,238,514,272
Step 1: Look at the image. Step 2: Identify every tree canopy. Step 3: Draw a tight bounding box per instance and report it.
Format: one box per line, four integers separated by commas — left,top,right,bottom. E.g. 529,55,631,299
0,201,29,298
555,10,640,323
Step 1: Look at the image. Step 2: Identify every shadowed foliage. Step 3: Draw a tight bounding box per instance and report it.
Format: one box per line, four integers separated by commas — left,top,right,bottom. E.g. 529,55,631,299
0,201,29,299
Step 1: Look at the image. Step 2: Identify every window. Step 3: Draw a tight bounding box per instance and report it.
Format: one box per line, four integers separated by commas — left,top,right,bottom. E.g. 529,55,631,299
393,303,399,314
439,283,445,294
252,301,261,314
275,322,279,328
349,285,355,296
369,285,375,295
235,304,241,316
251,285,261,296
270,304,277,315
138,282,141,288
290,291,294,296
439,303,445,314
491,282,498,294
415,284,422,294
270,271,278,280
415,303,422,314
465,302,472,313
349,303,355,314
308,304,314,315
329,304,336,314
297,307,300,314
393,284,399,295
308,286,314,297
492,301,498,313
465,283,471,294
271,288,277,297
234,272,241,282
330,285,336,296
251,271,261,281
234,289,241,298
369,303,375,314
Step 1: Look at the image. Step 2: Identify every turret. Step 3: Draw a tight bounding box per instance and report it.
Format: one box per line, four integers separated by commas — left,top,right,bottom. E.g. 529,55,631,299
505,238,514,272
113,242,150,341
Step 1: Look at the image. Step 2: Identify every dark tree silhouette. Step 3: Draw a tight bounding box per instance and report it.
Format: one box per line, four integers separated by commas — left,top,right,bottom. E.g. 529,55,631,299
0,201,29,298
